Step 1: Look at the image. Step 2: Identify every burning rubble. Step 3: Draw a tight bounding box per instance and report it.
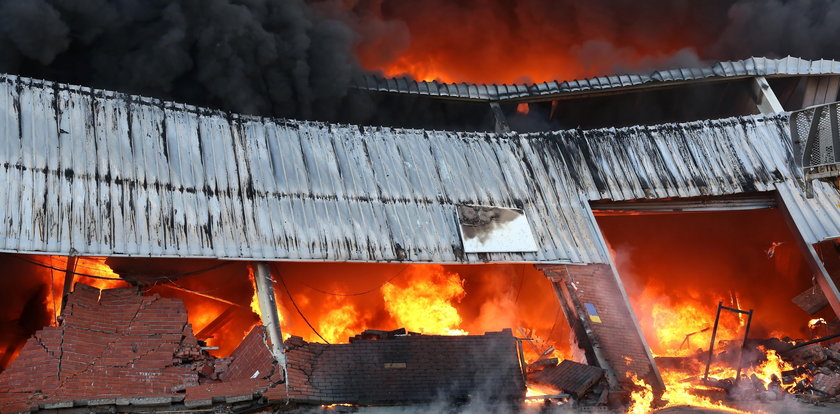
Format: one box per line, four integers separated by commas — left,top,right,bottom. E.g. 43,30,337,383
0,257,597,412
0,283,530,412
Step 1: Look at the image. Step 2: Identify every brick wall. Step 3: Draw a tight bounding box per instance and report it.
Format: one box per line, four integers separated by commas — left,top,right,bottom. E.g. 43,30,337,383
0,284,203,412
537,264,663,392
269,330,526,405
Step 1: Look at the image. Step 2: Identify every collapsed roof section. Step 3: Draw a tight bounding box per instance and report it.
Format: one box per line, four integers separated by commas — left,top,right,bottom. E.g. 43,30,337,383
353,57,840,131
0,73,837,265
356,56,840,103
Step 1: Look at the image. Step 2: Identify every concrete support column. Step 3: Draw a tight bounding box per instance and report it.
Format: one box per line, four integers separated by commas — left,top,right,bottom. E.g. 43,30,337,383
253,262,287,377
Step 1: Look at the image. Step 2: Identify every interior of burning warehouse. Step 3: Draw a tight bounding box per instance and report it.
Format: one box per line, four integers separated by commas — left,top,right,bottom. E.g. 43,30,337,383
0,57,839,413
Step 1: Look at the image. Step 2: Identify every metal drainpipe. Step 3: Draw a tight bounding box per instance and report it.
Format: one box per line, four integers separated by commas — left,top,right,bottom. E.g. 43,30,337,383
253,262,288,382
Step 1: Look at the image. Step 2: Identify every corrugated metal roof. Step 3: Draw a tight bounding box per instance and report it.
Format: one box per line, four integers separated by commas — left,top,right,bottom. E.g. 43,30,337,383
357,56,840,102
777,180,840,244
546,114,793,201
0,74,604,264
0,73,837,264
543,113,840,244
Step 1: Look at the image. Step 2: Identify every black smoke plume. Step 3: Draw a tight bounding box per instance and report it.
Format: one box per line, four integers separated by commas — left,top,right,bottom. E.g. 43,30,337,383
0,0,359,120
2,0,840,123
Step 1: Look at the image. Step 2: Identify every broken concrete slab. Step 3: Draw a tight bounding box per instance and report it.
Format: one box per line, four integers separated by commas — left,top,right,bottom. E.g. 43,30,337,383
812,373,840,395
792,286,829,315
528,359,604,398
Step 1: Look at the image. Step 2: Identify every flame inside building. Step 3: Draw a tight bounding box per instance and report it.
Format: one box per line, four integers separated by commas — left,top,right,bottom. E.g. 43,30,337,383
0,56,840,413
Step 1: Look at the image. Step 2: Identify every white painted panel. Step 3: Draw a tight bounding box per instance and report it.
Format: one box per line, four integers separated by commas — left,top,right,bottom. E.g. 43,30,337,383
457,205,538,253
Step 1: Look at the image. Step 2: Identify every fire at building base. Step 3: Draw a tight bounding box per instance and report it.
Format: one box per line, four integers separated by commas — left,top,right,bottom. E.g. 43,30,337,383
1,57,840,413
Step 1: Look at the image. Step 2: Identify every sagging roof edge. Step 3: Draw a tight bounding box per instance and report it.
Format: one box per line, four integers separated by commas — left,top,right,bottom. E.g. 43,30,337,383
0,249,584,265
0,72,837,264
356,56,840,102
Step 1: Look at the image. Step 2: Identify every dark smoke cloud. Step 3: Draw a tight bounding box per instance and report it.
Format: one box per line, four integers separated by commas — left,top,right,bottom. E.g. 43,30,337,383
2,0,840,122
0,0,360,120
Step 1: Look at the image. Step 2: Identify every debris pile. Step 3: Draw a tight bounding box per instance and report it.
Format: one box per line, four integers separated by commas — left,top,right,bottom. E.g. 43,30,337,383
526,358,609,407
0,284,286,413
0,284,531,413
766,339,840,402
649,335,840,408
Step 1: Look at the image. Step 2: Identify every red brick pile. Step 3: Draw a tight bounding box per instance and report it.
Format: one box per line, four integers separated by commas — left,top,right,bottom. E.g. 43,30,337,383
0,284,282,413
0,284,528,412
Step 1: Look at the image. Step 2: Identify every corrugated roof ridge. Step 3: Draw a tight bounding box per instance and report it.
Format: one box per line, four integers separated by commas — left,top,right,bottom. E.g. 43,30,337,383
354,56,840,101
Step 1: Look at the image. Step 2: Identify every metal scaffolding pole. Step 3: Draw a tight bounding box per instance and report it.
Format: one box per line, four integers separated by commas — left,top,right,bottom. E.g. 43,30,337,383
253,262,288,379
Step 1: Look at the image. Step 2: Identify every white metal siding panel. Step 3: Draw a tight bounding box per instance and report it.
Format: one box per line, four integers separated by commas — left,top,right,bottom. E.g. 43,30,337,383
1,74,837,265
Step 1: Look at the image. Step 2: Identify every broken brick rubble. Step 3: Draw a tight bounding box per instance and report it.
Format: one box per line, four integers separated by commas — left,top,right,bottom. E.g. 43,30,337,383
0,284,527,412
0,284,281,413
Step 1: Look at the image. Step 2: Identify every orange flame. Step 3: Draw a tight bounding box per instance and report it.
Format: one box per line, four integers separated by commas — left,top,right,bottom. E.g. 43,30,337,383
627,374,654,414
381,264,468,335
808,318,827,329
247,267,286,325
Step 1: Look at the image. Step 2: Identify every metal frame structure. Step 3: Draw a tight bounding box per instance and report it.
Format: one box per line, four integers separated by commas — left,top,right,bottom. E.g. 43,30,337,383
702,302,754,383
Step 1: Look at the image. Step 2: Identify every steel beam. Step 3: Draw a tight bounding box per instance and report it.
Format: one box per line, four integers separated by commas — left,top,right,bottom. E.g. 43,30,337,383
776,192,840,319
489,102,511,133
752,76,784,114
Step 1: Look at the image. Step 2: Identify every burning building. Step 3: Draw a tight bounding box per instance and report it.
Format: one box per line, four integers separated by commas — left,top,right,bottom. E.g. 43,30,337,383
0,56,838,413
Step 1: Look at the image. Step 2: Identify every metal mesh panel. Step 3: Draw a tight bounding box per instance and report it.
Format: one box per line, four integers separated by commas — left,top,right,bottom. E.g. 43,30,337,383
791,103,840,169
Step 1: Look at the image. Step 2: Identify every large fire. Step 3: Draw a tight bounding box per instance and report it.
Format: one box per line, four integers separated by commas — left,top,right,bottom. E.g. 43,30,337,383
381,264,468,336
3,202,825,414
350,1,715,84
17,258,563,364
599,208,830,412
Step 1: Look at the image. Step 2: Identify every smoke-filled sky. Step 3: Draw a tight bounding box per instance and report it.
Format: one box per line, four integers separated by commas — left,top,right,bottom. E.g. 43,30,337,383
1,0,839,119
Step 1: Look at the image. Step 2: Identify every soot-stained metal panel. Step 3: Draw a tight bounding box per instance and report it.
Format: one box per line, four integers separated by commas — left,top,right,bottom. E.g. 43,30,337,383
357,57,840,102
457,205,538,253
0,72,836,264
0,74,604,264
